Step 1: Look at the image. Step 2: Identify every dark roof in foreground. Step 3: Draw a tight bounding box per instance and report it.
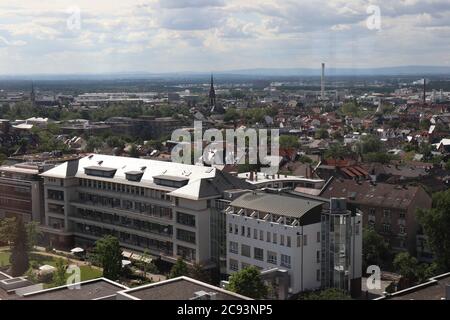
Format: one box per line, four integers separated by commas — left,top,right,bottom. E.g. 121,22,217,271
21,278,128,300
375,272,450,300
230,191,323,218
118,276,252,300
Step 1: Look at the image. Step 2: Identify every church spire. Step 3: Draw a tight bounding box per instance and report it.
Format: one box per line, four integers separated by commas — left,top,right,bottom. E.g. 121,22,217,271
209,73,216,111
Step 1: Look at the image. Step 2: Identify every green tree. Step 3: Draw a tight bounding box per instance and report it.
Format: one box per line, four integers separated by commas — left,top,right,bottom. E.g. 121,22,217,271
417,190,450,270
358,135,382,154
0,217,16,244
393,252,418,283
128,144,140,158
279,135,299,149
224,108,240,123
315,128,329,139
9,218,30,277
226,266,268,299
324,143,353,159
169,258,189,278
26,221,41,251
301,288,351,300
362,228,390,271
53,258,68,287
189,263,211,284
93,235,122,280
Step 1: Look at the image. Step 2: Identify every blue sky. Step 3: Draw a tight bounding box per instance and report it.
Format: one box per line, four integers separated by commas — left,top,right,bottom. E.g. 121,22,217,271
1,0,450,74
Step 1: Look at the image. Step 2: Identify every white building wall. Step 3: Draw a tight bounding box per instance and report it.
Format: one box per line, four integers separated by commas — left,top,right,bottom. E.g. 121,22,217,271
226,212,322,294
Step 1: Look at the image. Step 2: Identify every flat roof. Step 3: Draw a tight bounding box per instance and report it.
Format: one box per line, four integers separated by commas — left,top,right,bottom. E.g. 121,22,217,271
118,276,251,300
230,192,323,218
382,273,450,300
21,278,128,300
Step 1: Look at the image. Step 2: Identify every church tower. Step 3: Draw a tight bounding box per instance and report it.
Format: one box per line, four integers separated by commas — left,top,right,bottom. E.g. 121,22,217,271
209,74,216,112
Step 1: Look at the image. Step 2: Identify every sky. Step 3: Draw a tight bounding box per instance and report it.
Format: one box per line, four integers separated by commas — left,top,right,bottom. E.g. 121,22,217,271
0,0,450,74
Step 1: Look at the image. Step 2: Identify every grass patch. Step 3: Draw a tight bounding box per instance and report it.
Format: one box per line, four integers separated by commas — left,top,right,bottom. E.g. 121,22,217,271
1,250,102,286
0,251,11,267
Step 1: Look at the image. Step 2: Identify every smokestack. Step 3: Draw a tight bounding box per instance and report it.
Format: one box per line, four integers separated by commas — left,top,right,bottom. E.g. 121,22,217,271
321,63,325,100
423,78,426,105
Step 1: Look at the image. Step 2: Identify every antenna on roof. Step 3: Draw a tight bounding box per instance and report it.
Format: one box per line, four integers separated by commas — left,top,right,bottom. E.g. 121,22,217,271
97,160,103,165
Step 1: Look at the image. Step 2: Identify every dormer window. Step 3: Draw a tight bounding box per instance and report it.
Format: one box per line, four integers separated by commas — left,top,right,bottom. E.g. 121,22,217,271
84,166,117,178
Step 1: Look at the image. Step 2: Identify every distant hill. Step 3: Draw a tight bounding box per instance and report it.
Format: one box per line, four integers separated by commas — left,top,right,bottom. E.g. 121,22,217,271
1,66,450,80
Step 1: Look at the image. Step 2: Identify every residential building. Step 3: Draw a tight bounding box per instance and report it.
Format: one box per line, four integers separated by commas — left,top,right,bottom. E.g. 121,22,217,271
320,178,432,255
223,190,362,297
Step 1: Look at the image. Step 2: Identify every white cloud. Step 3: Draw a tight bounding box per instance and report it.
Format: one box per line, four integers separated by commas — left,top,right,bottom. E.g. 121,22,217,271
0,0,450,74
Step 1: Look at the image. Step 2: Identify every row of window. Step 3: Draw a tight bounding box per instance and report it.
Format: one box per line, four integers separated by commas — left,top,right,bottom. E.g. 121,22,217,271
368,208,406,221
78,192,173,220
79,178,171,201
228,248,292,269
229,223,321,247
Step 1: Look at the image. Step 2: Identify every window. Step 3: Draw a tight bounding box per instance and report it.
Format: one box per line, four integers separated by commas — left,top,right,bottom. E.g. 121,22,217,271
303,235,307,246
241,244,251,258
253,228,257,239
399,225,406,235
266,232,271,243
241,226,245,236
383,223,391,233
229,241,238,254
297,235,302,247
229,259,238,271
229,223,233,234
259,230,264,241
383,210,391,220
176,212,195,227
247,227,251,238
355,223,360,235
399,212,406,219
234,224,238,234
176,228,196,244
281,254,291,268
272,233,277,244
241,262,250,269
317,231,321,243
287,236,291,248
316,269,321,281
254,247,264,261
316,250,320,263
280,235,285,246
369,208,376,215
177,245,196,262
267,251,277,265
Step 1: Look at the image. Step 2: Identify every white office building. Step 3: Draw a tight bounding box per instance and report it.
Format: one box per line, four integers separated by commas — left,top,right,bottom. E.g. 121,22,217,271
39,154,251,266
224,191,362,297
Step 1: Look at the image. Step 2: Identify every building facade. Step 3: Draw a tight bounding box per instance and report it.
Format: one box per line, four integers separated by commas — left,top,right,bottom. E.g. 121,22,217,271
224,191,362,297
0,163,52,223
39,154,251,266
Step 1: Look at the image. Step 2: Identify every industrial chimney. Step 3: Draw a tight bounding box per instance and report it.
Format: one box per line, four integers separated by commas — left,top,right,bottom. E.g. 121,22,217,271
321,63,325,100
423,78,426,105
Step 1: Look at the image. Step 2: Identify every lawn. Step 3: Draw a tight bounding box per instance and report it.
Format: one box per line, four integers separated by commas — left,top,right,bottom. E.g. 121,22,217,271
0,250,103,286
0,251,11,267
